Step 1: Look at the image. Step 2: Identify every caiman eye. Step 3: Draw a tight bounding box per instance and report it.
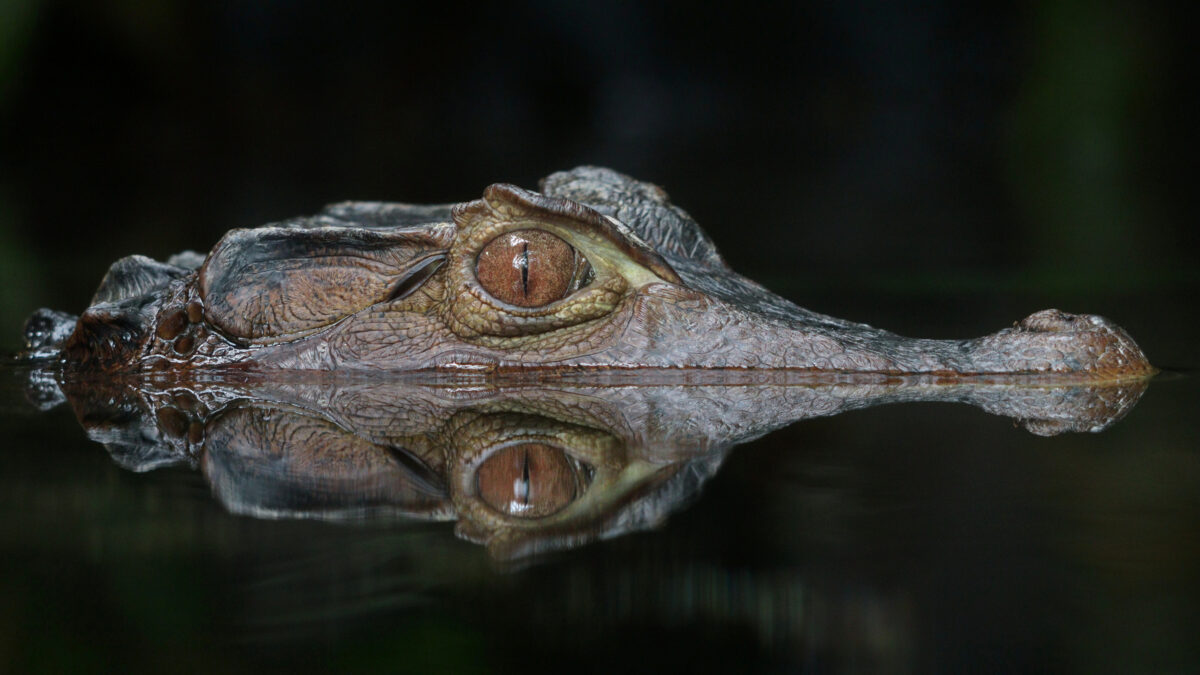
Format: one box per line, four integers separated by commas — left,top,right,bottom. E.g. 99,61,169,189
475,229,590,307
475,443,580,518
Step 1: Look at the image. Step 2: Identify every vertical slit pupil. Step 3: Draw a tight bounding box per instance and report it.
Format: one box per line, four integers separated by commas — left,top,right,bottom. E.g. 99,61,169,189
518,447,531,504
520,242,529,298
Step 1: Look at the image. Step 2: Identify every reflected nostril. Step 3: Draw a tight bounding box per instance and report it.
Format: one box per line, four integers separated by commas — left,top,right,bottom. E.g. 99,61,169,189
174,335,196,355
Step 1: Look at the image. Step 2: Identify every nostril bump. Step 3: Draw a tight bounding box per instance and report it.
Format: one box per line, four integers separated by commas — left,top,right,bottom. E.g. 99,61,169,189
1020,309,1072,332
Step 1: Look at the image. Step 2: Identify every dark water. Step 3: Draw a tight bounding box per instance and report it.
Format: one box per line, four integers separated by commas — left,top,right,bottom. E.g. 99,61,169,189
1,313,1196,673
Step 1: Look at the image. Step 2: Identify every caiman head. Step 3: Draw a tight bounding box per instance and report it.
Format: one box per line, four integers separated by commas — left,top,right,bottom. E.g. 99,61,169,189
24,166,1154,378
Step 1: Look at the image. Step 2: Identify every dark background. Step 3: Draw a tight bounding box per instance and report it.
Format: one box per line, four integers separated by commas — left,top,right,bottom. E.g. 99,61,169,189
0,0,1195,360
2,3,1199,673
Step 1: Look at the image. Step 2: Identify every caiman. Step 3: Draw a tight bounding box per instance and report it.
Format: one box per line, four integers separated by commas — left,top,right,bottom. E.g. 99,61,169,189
22,166,1153,378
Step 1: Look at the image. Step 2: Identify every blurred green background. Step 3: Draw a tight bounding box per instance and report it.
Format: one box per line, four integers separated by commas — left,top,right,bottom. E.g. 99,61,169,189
0,0,1194,356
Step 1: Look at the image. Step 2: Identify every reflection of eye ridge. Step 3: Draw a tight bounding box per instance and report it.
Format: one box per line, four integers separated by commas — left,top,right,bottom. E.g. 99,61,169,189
445,409,625,469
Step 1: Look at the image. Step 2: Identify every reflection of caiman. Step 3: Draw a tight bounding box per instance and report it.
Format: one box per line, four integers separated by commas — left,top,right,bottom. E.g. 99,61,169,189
23,167,1152,378
45,373,1147,561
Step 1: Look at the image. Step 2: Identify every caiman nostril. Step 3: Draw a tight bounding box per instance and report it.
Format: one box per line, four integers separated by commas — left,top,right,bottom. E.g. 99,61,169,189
156,308,188,340
22,308,77,356
186,301,204,324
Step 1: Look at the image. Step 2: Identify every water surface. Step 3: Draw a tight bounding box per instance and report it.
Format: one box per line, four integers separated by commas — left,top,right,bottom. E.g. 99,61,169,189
1,351,1196,673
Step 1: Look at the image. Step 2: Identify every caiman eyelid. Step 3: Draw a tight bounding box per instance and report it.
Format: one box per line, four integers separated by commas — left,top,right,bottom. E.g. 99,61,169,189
386,253,446,302
200,223,455,340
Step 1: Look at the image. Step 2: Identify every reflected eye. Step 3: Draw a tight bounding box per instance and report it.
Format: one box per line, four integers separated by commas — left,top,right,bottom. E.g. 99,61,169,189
475,230,590,307
475,444,580,518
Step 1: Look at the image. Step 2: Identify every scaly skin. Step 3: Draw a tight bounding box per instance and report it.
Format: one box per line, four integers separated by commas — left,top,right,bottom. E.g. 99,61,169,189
25,166,1154,380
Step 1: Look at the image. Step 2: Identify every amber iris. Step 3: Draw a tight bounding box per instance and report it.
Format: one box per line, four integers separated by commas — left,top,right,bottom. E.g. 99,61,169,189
476,229,576,307
475,443,578,518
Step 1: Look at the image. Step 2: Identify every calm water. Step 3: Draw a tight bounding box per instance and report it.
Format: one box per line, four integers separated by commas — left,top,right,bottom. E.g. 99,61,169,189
1,313,1196,674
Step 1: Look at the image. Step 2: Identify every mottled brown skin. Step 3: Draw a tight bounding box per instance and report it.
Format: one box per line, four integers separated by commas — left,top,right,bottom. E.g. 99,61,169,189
26,167,1154,380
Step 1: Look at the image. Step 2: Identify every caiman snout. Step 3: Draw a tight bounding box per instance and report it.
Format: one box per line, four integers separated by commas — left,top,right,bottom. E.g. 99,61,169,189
621,285,1153,379
964,309,1154,379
